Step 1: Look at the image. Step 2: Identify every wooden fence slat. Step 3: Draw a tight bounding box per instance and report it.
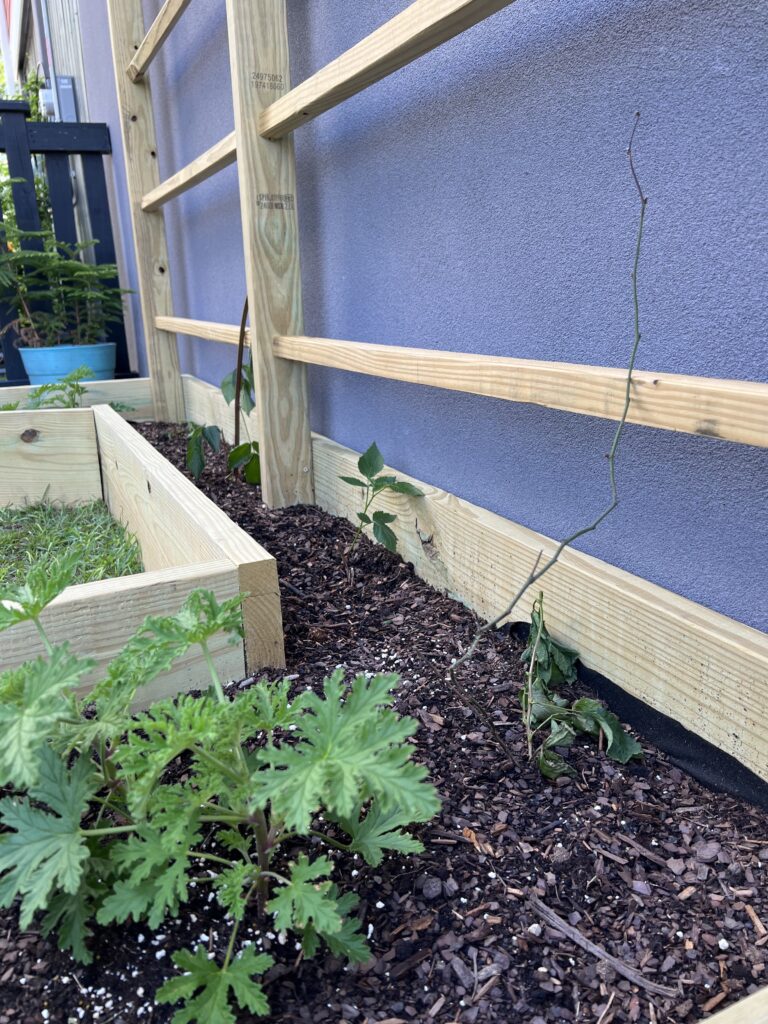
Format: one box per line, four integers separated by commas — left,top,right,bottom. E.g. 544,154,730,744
127,0,195,83
259,0,516,139
273,335,768,447
225,0,314,507
106,0,185,421
141,132,237,211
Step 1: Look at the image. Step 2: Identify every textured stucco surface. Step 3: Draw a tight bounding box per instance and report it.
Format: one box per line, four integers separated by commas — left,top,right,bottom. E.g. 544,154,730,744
80,0,767,630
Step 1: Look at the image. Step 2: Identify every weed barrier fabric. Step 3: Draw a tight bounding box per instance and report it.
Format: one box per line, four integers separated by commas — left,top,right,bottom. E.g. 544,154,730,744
509,623,768,812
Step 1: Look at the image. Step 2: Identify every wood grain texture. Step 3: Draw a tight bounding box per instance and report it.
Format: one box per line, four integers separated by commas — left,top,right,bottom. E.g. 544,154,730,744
94,405,284,668
707,987,768,1024
311,433,768,783
1,561,246,708
182,374,258,445
0,408,101,506
225,0,313,507
259,0,516,138
274,335,768,447
127,0,194,82
156,315,244,347
106,0,184,421
1,377,155,420
142,132,237,211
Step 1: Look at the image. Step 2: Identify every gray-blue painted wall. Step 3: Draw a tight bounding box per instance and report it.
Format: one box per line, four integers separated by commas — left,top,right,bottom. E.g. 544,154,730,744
79,0,767,631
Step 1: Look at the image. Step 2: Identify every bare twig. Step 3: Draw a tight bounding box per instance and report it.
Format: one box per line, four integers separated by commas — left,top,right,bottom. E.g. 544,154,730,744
448,113,648,734
528,894,676,998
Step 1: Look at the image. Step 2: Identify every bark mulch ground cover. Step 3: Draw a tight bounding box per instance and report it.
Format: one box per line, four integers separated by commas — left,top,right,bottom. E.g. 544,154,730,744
1,422,766,1024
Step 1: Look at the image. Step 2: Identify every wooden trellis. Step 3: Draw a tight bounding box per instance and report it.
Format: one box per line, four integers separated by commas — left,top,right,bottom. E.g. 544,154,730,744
90,10,768,1016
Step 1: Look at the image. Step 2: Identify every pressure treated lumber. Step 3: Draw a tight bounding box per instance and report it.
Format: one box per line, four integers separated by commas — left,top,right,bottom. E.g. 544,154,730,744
273,335,768,447
141,132,237,211
127,0,194,83
0,408,101,506
156,315,245,346
2,562,245,707
225,0,314,507
259,0,516,138
106,0,184,421
311,433,768,783
0,377,155,420
707,986,768,1024
94,405,283,668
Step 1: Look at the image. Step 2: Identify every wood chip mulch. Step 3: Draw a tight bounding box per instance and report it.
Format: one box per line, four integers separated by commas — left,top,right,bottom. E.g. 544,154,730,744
1,421,766,1024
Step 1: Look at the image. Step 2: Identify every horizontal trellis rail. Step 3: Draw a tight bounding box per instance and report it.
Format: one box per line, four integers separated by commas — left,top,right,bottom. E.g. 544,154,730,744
141,131,237,211
127,0,195,82
259,0,516,139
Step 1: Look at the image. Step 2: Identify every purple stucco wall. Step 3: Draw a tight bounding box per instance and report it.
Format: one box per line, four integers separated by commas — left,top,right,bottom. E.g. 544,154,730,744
79,0,768,631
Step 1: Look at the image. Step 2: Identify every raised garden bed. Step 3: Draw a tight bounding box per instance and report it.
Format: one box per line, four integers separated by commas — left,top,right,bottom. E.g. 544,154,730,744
0,406,283,700
2,421,764,1024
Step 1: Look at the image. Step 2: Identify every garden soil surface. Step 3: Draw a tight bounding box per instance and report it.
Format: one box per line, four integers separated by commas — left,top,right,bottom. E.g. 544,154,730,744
1,421,767,1024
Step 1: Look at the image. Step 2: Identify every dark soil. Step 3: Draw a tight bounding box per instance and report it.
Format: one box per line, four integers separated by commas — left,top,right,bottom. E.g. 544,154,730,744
1,421,766,1024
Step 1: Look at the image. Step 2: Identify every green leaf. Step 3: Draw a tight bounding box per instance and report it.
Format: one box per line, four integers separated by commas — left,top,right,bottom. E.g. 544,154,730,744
227,443,253,471
356,512,371,525
387,481,425,498
156,945,273,1024
0,645,94,787
187,429,205,480
371,510,397,525
302,887,370,963
0,553,78,629
339,476,368,488
572,699,643,763
358,442,384,480
95,877,156,926
371,475,398,492
243,453,261,486
373,521,398,552
266,854,342,935
214,863,252,922
42,889,95,964
240,387,255,416
202,425,222,452
0,747,95,928
538,746,575,780
220,371,237,405
336,800,426,867
255,670,441,833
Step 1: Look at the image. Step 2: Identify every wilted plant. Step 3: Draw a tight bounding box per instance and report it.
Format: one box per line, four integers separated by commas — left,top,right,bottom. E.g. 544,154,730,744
0,559,440,1023
520,593,642,778
341,442,424,554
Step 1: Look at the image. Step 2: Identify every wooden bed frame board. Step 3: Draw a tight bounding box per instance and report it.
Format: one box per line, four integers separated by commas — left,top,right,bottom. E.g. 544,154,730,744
0,404,284,693
0,376,155,420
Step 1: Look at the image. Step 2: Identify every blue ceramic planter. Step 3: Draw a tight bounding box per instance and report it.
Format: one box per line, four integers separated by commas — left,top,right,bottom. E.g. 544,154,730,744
19,342,116,385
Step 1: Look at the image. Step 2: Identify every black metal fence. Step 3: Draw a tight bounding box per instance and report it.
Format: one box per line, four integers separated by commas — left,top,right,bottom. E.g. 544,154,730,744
0,99,129,386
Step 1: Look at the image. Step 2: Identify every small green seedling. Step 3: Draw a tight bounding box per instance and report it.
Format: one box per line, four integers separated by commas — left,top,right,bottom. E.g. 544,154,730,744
341,442,425,554
521,593,642,779
186,422,222,481
220,309,261,487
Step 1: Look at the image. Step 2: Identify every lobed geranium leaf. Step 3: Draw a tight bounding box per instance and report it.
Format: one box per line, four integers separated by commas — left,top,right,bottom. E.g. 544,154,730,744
0,746,95,927
255,670,440,833
335,800,427,867
266,854,342,935
0,553,78,629
156,944,273,1024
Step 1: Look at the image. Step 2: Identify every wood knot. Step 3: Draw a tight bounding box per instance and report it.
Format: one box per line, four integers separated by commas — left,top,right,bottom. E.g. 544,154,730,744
20,428,39,443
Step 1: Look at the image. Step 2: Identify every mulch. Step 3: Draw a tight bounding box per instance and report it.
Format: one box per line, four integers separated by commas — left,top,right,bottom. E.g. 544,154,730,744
1,421,766,1024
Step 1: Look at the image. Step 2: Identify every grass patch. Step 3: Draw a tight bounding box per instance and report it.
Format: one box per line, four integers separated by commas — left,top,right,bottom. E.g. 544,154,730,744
0,501,143,588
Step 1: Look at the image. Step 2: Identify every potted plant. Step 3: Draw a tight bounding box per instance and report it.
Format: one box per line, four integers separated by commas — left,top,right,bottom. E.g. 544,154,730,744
0,228,127,384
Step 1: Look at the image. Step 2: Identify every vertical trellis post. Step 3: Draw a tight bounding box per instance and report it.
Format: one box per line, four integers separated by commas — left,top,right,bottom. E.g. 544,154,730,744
225,0,314,508
106,0,185,422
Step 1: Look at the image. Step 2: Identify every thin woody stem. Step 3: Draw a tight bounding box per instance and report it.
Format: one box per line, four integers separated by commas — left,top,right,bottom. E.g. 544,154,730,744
449,112,648,723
